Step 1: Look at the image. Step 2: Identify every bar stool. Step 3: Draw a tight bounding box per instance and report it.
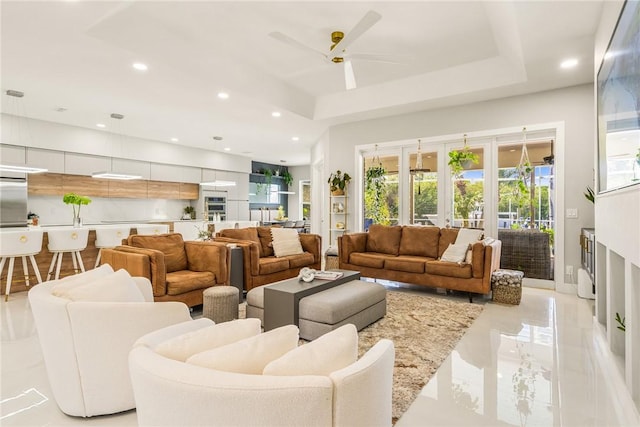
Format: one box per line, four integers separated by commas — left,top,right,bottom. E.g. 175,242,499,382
135,224,169,235
94,226,131,268
46,228,90,281
0,229,44,301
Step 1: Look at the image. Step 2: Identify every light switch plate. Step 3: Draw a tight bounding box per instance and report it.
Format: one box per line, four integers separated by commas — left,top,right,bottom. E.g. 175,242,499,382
566,208,578,218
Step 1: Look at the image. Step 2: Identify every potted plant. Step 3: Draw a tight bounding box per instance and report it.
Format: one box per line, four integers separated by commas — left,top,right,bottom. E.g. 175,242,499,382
448,147,479,177
328,170,351,195
281,170,294,187
183,205,195,220
62,192,91,227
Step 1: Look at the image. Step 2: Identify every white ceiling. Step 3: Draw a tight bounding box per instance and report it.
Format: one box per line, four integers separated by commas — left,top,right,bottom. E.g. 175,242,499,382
0,1,603,166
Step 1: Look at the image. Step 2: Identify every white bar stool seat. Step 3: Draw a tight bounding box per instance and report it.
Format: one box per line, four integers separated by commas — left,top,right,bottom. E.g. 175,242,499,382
0,228,44,301
46,228,90,281
135,224,169,235
94,226,131,268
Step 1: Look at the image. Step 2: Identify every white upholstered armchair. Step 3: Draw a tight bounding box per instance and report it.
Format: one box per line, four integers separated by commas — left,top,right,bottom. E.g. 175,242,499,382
28,266,192,417
129,320,395,427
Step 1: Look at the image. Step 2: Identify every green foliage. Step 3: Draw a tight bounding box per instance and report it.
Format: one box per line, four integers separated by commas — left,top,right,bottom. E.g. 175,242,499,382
584,186,595,204
448,147,479,177
62,192,91,219
453,180,483,227
263,168,273,185
281,170,293,187
328,170,352,192
195,225,212,241
541,227,554,246
615,312,626,332
364,164,387,224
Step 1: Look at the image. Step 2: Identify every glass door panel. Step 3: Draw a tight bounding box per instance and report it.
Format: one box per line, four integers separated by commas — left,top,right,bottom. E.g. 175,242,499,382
448,146,485,229
363,154,399,228
409,151,438,225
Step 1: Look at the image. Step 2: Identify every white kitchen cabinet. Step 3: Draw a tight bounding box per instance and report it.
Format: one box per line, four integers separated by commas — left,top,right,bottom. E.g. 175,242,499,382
150,163,200,183
112,158,151,180
27,148,64,173
0,144,25,164
226,200,249,221
64,152,110,175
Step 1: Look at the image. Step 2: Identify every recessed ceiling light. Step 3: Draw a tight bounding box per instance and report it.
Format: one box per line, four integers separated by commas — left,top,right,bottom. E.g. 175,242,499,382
217,92,229,99
604,52,614,60
224,147,231,151
212,136,223,141
292,136,300,141
560,58,578,69
510,149,516,152
54,107,67,112
96,123,106,128
280,160,286,163
272,111,281,118
170,137,179,142
132,62,148,71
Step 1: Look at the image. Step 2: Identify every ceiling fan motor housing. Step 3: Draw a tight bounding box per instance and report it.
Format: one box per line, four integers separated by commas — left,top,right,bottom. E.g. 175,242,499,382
331,31,344,62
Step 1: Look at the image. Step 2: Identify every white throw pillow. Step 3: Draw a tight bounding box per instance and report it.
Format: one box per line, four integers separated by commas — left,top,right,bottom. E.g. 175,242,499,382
186,325,299,374
51,264,114,298
63,269,145,302
155,319,262,362
454,228,484,247
440,243,469,263
263,324,358,376
271,228,304,257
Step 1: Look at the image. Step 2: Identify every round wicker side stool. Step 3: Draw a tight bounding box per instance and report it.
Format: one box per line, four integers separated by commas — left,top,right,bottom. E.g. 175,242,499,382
203,286,239,323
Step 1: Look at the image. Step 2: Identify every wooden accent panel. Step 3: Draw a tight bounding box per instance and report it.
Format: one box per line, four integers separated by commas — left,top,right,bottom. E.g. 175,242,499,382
148,180,180,199
27,173,64,195
63,175,109,197
179,183,199,200
108,180,148,198
2,230,99,296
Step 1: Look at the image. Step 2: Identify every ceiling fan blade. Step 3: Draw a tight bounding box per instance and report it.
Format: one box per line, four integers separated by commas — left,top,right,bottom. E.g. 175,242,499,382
327,10,382,61
346,53,408,64
344,60,357,90
269,31,327,59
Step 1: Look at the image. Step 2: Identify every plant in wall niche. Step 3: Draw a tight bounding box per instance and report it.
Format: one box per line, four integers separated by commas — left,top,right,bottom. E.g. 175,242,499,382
615,312,626,332
584,186,595,204
328,170,352,195
263,168,273,186
62,193,91,227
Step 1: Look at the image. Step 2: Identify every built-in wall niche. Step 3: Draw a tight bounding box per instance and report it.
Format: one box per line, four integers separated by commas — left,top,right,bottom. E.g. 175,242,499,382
249,161,290,208
609,250,625,364
596,242,608,327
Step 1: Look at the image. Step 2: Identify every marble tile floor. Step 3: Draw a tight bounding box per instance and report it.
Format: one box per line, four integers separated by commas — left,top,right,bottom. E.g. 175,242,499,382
1,287,639,426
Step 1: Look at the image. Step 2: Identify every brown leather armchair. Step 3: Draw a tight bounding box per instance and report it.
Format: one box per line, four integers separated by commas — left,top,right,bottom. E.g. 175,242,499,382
101,233,230,307
214,226,321,291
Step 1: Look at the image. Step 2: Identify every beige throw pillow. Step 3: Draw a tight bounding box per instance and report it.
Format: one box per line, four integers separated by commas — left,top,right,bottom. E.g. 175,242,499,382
263,324,358,376
186,325,300,374
440,243,469,264
155,319,262,362
271,228,304,257
455,228,483,264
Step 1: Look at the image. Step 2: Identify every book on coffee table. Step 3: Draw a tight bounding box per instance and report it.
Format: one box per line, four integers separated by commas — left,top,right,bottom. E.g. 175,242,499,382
314,271,343,280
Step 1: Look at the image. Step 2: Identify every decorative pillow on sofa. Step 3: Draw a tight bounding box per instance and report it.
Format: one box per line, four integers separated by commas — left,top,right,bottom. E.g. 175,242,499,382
263,324,358,376
186,325,299,374
440,243,469,264
61,269,145,302
155,318,262,362
454,228,484,264
51,264,114,298
271,228,304,257
257,226,276,257
366,224,402,255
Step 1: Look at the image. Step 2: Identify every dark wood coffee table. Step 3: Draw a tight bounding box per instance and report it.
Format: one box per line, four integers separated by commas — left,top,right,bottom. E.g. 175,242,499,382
263,270,360,331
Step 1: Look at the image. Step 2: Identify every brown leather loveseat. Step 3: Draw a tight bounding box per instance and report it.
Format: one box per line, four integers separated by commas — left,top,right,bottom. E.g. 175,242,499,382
101,233,230,307
338,224,501,298
214,226,321,291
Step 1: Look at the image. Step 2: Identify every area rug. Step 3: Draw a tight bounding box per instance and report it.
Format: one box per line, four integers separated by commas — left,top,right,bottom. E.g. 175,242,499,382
358,290,483,423
237,289,483,423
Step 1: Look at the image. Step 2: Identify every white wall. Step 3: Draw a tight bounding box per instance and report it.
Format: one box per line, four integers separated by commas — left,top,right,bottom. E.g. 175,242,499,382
314,84,595,286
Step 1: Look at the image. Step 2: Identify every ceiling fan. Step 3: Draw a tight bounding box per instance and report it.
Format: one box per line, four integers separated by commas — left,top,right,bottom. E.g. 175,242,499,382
270,10,402,90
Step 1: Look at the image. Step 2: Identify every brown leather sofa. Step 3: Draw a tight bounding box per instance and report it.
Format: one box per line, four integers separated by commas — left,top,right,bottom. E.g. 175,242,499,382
214,226,321,291
101,233,230,307
338,224,501,298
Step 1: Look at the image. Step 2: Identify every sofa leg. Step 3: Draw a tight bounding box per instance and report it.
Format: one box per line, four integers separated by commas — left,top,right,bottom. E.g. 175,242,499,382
468,292,473,303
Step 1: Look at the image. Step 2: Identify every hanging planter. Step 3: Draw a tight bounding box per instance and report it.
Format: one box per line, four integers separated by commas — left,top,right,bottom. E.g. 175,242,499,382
516,127,533,194
448,134,479,178
364,145,387,225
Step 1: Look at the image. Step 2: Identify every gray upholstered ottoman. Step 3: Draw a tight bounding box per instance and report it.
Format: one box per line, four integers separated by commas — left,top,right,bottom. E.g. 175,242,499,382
299,280,386,341
203,286,239,323
246,286,264,326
